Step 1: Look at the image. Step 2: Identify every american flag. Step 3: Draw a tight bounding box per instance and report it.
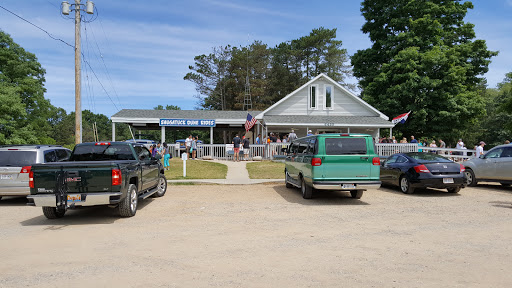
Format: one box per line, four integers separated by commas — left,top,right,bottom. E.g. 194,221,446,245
245,113,258,131
392,111,411,125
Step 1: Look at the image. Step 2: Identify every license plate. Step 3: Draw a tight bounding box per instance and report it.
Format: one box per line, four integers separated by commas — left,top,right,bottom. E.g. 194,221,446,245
0,174,13,180
342,184,356,189
443,178,454,184
67,194,83,202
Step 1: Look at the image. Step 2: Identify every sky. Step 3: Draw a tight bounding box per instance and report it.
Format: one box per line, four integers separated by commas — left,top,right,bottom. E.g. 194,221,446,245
1,0,511,118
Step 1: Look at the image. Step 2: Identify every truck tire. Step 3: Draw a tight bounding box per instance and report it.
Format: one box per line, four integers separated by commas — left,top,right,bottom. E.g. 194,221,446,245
301,177,313,199
152,174,167,198
119,184,138,217
350,190,364,199
42,207,66,219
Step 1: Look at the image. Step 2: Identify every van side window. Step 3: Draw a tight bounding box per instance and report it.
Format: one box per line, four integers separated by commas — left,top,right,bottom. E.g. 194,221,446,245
297,141,308,154
307,139,317,154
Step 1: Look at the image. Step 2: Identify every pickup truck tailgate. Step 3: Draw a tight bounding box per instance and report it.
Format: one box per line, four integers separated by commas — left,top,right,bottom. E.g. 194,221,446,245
32,162,117,193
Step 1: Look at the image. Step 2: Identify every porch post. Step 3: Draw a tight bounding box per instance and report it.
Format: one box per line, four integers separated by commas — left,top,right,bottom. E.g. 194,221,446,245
161,126,165,143
210,126,214,144
112,122,115,142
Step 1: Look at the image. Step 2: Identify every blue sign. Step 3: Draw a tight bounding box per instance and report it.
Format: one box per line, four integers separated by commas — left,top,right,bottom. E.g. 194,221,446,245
159,118,216,127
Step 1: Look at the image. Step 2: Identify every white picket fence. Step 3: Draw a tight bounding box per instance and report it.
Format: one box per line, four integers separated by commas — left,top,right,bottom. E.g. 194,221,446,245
185,143,478,161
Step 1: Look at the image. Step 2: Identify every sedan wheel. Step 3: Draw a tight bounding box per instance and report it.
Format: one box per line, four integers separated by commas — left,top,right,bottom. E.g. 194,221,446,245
464,169,477,187
400,176,414,194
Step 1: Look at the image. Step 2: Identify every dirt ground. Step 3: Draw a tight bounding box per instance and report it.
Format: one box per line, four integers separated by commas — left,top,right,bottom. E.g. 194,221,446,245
1,183,511,288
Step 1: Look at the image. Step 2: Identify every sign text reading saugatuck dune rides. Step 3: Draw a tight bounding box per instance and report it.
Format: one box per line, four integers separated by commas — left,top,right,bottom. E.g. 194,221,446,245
159,119,216,127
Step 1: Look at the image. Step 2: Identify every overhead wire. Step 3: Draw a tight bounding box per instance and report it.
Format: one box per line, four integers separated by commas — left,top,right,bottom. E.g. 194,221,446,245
0,3,120,112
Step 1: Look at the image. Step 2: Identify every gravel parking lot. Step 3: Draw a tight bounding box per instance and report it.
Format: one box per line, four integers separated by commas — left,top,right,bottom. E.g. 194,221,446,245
1,183,511,287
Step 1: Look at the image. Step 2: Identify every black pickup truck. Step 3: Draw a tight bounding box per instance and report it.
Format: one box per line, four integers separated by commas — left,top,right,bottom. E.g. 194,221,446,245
27,142,167,219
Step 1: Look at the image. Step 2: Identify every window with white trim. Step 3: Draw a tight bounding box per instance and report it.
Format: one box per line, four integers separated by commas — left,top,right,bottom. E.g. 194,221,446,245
324,85,333,109
309,85,318,109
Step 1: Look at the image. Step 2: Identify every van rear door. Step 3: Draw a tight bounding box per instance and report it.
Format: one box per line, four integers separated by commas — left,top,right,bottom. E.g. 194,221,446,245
321,137,372,181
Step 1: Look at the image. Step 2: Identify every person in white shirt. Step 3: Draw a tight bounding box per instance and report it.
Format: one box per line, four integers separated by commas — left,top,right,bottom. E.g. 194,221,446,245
476,141,485,157
185,135,193,159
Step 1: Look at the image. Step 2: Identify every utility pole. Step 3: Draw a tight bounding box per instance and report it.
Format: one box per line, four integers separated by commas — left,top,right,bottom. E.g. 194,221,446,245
62,0,94,144
74,0,81,144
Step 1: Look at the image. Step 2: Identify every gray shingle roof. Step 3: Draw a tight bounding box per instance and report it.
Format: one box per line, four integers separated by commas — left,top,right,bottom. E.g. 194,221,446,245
112,109,262,120
263,115,392,126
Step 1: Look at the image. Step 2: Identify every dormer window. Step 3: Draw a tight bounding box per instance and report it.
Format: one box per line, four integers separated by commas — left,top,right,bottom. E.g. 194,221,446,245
309,85,318,109
324,85,333,110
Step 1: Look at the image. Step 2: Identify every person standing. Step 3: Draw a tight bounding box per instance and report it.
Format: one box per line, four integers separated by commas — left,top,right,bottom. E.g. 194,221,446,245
242,136,250,161
307,130,314,136
191,137,198,160
288,129,297,142
438,139,446,155
476,141,485,157
162,143,171,170
185,135,193,159
232,134,241,162
410,136,418,143
256,134,261,145
400,137,408,143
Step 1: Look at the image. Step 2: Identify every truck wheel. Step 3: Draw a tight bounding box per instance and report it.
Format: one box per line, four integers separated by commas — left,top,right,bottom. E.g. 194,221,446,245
42,207,66,219
285,171,293,189
153,174,167,198
119,184,138,217
350,190,364,199
301,177,313,199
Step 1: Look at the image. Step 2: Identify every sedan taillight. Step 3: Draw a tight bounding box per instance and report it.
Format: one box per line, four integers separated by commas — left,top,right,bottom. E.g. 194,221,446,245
460,164,465,173
413,164,430,173
112,169,122,186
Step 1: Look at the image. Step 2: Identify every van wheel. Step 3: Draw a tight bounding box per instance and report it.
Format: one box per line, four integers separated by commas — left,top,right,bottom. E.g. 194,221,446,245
285,171,293,189
400,176,415,194
464,169,477,187
119,184,138,217
42,207,66,219
301,177,313,199
152,174,167,197
447,187,461,193
350,190,363,199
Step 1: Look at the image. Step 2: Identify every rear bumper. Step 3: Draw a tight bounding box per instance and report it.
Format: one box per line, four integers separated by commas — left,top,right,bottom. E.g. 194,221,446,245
0,186,30,196
312,181,381,190
410,177,465,188
27,192,122,207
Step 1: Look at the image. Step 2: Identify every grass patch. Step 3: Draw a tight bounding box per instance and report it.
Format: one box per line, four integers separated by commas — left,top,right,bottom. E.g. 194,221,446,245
246,161,285,179
164,158,227,180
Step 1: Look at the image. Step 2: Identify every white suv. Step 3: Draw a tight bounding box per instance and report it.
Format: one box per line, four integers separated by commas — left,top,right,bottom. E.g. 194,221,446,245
0,145,71,200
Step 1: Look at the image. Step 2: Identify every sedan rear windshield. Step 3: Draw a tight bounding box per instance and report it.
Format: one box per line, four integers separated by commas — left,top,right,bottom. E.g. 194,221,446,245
325,138,367,155
0,151,37,167
408,153,452,163
70,145,135,161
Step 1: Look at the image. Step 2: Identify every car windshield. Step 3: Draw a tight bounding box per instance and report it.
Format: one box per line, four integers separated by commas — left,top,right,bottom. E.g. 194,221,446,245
325,138,367,155
70,144,135,161
0,151,37,167
407,153,452,163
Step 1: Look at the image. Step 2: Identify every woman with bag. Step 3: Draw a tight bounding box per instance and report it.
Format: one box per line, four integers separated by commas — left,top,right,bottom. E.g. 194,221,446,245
163,142,171,170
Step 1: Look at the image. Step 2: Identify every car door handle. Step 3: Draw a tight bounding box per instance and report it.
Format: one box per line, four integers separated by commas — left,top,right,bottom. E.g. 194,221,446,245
360,157,369,160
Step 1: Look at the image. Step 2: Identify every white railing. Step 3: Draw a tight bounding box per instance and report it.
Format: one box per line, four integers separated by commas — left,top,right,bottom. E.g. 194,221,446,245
191,143,479,161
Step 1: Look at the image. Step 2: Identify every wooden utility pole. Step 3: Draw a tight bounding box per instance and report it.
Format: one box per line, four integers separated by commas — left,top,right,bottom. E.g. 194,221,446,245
74,0,82,144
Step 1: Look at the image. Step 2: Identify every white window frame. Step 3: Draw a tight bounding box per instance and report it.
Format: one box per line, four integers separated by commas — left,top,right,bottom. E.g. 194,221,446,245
324,85,334,110
309,84,318,110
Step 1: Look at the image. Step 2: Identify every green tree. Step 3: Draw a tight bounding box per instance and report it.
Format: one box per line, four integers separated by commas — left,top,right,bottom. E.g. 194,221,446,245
154,105,181,110
497,72,512,135
351,1,498,142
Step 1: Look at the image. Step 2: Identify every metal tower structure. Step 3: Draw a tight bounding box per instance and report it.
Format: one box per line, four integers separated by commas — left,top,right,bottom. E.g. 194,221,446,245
243,36,252,111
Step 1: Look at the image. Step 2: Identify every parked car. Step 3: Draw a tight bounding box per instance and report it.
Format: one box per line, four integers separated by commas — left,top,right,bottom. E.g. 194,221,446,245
0,145,71,200
27,142,166,219
380,152,465,194
283,133,381,199
463,143,512,187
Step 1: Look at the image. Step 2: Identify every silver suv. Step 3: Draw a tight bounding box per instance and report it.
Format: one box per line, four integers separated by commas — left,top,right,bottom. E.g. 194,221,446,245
0,145,71,200
463,143,512,187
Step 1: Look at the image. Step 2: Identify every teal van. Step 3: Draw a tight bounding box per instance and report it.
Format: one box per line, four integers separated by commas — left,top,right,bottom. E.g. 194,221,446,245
284,133,381,199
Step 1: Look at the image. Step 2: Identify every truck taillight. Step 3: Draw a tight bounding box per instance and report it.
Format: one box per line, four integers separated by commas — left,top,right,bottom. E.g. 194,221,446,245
29,170,34,188
312,157,322,166
95,142,111,146
20,166,31,173
372,157,380,165
460,164,465,173
112,169,122,186
414,164,430,173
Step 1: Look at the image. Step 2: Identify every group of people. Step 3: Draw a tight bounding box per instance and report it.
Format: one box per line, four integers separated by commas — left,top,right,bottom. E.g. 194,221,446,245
148,142,172,170
185,135,200,160
231,134,251,162
254,129,300,145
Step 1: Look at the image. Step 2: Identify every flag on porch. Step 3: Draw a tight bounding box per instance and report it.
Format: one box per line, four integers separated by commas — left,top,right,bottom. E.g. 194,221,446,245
392,111,411,125
245,113,258,131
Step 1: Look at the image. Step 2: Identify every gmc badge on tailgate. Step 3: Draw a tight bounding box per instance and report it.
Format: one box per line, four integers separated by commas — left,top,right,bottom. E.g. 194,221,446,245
65,177,82,183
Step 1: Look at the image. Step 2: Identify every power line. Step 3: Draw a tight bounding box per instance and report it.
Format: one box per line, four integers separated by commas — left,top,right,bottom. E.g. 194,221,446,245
0,3,120,112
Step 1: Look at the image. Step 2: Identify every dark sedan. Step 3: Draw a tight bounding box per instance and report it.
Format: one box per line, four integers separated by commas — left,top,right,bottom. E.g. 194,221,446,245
381,152,466,194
